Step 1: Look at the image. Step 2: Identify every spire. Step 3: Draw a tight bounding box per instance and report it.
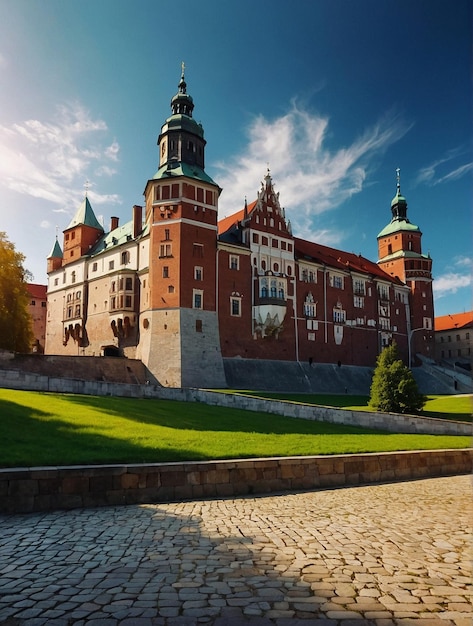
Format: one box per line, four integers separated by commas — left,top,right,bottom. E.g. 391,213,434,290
170,61,194,117
47,236,63,259
390,167,408,221
66,195,104,231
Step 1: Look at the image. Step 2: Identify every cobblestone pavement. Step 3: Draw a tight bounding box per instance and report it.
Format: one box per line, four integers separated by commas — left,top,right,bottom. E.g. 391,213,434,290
0,475,471,626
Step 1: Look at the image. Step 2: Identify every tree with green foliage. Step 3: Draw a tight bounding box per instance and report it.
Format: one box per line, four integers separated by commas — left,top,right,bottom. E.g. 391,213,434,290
369,341,425,414
0,232,33,353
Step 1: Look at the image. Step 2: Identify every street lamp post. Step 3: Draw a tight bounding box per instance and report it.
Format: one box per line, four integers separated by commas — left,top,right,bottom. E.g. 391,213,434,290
408,327,425,368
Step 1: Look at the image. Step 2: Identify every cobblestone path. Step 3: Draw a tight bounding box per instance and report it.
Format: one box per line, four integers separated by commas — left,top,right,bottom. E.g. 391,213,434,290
0,475,471,625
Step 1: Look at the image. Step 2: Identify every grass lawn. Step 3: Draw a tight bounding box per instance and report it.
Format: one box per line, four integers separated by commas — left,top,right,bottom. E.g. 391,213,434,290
0,388,470,468
225,391,473,423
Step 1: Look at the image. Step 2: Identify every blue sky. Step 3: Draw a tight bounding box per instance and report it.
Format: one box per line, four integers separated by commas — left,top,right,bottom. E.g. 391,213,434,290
0,0,471,318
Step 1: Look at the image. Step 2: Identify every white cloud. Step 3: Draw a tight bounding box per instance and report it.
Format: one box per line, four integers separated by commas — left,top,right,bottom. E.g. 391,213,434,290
415,147,471,186
213,103,411,242
433,272,472,298
0,102,121,210
434,256,472,300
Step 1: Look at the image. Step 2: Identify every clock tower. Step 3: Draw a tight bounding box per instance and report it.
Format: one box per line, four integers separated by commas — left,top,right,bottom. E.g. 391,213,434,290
377,170,434,364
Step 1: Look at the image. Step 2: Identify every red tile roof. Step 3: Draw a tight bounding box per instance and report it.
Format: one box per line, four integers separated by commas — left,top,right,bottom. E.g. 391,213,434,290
294,238,402,284
217,201,257,235
27,283,47,299
435,311,473,331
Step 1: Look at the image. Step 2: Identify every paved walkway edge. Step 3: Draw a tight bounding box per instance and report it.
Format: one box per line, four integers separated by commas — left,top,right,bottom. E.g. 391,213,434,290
1,448,471,514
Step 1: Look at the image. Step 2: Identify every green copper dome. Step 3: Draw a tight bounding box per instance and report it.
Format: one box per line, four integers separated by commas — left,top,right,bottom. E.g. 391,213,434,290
391,190,407,207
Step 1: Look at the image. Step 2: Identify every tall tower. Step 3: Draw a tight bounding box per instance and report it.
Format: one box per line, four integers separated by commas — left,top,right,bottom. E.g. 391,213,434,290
377,170,434,364
139,66,226,387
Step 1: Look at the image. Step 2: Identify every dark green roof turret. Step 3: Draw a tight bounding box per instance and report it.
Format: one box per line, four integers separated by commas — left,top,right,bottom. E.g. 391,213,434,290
47,238,63,259
377,168,420,238
170,62,194,118
66,196,103,231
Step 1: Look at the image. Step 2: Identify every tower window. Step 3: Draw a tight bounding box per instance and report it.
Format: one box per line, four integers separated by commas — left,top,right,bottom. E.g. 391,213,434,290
194,266,203,281
160,244,172,257
165,229,171,241
163,266,169,278
231,297,241,317
193,289,203,309
193,243,203,258
229,255,239,270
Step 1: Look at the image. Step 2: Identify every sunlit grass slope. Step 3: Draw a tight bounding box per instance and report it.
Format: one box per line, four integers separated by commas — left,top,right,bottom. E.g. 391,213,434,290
0,389,470,468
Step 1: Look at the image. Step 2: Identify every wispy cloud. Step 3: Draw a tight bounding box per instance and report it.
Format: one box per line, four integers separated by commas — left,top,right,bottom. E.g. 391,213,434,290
0,102,121,209
416,147,472,186
434,256,472,300
213,102,411,244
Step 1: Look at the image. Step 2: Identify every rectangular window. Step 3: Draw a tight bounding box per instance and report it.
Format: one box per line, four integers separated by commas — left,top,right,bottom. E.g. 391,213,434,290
331,274,343,289
121,251,130,265
229,255,239,270
378,284,389,300
194,266,203,281
165,228,170,241
163,266,169,278
308,332,315,341
281,241,287,250
333,309,346,323
353,279,365,295
196,319,202,332
193,243,204,258
125,295,132,308
304,302,316,317
109,260,114,270
231,297,241,316
423,317,432,330
354,295,364,308
92,262,98,272
193,289,203,309
272,239,278,248
252,233,259,243
41,301,46,308
160,243,172,257
261,236,268,246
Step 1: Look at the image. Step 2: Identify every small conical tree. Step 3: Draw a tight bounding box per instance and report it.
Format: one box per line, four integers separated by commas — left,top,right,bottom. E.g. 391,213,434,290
369,342,425,414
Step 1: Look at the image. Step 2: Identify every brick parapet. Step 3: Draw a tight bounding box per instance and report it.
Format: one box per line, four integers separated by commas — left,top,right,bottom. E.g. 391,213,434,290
1,449,471,514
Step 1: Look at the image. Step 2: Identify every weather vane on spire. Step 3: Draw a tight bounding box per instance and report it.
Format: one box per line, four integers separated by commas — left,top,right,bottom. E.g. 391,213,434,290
181,61,185,76
395,167,401,193
84,179,90,198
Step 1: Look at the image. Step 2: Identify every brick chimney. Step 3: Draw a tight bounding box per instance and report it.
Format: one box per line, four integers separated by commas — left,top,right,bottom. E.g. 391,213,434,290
110,216,119,231
133,205,143,239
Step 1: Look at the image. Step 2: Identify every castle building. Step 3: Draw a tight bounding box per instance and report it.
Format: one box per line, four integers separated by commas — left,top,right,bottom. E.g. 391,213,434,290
434,311,472,365
45,71,434,387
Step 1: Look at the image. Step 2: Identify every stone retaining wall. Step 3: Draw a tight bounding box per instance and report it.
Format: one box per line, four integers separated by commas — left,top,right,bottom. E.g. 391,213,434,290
1,449,471,514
